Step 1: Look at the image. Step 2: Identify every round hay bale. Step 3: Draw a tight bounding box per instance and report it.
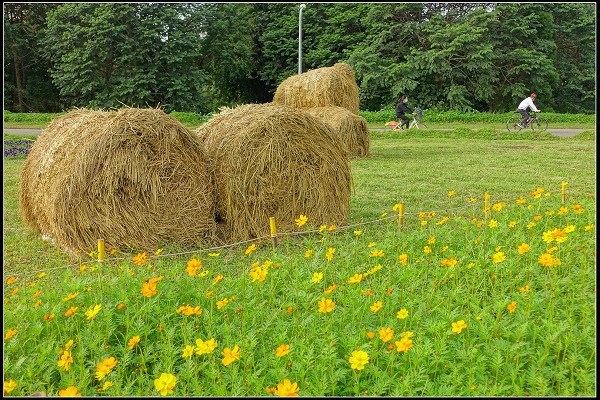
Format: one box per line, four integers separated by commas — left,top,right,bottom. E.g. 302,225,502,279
19,108,216,252
272,63,360,115
304,106,371,158
194,103,352,241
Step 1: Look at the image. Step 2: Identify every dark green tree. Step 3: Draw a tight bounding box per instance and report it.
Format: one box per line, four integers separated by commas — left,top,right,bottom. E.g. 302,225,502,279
42,3,210,112
550,3,596,113
3,3,61,112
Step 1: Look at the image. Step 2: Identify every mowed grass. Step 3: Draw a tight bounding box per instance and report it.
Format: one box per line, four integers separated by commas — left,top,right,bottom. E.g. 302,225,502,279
3,131,596,396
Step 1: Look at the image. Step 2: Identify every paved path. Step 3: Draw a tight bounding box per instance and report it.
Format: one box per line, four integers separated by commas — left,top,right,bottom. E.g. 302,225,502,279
4,127,592,138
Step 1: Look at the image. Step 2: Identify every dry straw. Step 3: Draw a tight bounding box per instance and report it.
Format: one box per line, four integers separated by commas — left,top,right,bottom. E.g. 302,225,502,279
194,103,352,242
20,108,216,252
304,106,371,158
272,63,360,115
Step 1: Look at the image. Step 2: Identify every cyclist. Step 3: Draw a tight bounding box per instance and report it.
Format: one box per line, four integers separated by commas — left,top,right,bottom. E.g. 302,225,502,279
395,95,414,130
516,93,541,129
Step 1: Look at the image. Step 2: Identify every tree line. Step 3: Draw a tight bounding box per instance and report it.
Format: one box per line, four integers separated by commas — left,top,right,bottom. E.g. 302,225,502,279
3,2,596,114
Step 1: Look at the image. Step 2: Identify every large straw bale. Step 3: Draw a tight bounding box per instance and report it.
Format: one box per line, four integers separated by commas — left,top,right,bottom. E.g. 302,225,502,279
194,103,352,241
304,106,371,158
272,63,360,115
19,108,215,251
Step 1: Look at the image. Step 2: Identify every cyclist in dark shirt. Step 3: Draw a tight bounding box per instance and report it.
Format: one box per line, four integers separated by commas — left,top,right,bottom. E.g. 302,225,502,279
395,95,413,129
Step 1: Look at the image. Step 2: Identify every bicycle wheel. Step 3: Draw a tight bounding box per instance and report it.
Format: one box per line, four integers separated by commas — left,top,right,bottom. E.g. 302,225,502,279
418,121,428,129
530,117,548,131
506,117,523,132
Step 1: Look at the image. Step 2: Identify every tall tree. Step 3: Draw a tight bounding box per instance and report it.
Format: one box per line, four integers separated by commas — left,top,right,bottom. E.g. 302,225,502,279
4,3,60,112
42,3,210,112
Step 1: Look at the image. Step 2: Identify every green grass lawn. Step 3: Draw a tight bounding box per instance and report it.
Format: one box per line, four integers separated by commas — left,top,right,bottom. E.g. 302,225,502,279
3,131,596,396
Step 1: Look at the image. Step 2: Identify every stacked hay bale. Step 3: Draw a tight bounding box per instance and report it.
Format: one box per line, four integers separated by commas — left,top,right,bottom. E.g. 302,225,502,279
20,108,215,251
272,63,360,115
304,106,370,158
194,103,352,242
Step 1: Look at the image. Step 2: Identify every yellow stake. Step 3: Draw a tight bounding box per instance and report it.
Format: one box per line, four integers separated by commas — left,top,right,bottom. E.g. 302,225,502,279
561,182,567,204
484,192,490,220
397,203,405,231
98,239,105,262
269,217,278,248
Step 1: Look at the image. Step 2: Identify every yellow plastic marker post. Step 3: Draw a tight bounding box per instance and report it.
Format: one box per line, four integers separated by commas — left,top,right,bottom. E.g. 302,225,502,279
484,192,490,220
98,239,105,262
561,182,567,204
269,217,278,248
397,203,405,232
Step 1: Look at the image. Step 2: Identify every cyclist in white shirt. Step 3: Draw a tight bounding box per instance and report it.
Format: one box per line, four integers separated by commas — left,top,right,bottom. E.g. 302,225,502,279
517,93,541,128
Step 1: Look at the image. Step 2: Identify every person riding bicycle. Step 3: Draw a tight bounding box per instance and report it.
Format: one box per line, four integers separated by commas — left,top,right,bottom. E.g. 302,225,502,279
395,95,414,130
517,93,541,129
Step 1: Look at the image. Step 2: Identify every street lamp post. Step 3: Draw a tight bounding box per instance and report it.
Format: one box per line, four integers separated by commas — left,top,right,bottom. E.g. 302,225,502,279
298,4,306,74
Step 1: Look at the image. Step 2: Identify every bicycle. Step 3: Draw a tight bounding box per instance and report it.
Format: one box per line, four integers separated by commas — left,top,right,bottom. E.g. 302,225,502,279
385,107,428,130
506,111,548,132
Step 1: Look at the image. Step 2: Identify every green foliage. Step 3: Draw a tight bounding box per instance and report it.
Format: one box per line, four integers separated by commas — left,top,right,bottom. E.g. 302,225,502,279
2,3,597,114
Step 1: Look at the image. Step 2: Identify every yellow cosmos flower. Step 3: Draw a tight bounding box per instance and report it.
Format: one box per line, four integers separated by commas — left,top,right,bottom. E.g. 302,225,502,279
295,214,308,227
538,253,561,267
348,273,364,284
323,284,338,295
44,313,55,321
62,292,79,302
249,266,268,282
185,258,202,276
396,308,409,319
369,249,384,257
515,197,526,204
327,225,337,232
132,252,148,266
519,284,531,293
275,344,290,358
395,336,413,353
584,224,594,231
517,243,531,254
141,281,158,298
245,243,258,256
367,242,376,248
4,379,17,394
488,219,498,228
467,197,478,203
58,386,81,397
154,373,176,396
440,258,458,267
507,302,517,313
564,225,575,233
531,187,545,198
451,320,467,334
5,276,17,286
348,350,369,370
318,297,335,313
221,345,241,366
420,220,428,226
128,336,140,350
182,345,195,358
195,338,218,355
527,221,536,229
95,356,118,381
572,204,584,214
423,246,431,254
212,275,224,285
447,190,456,197
274,379,299,397
311,272,323,283
57,350,73,371
508,221,517,228
208,252,220,257
378,327,394,342
4,329,17,340
325,247,336,262
370,301,383,313
399,253,408,266
492,252,506,263
492,202,506,211
353,230,362,236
